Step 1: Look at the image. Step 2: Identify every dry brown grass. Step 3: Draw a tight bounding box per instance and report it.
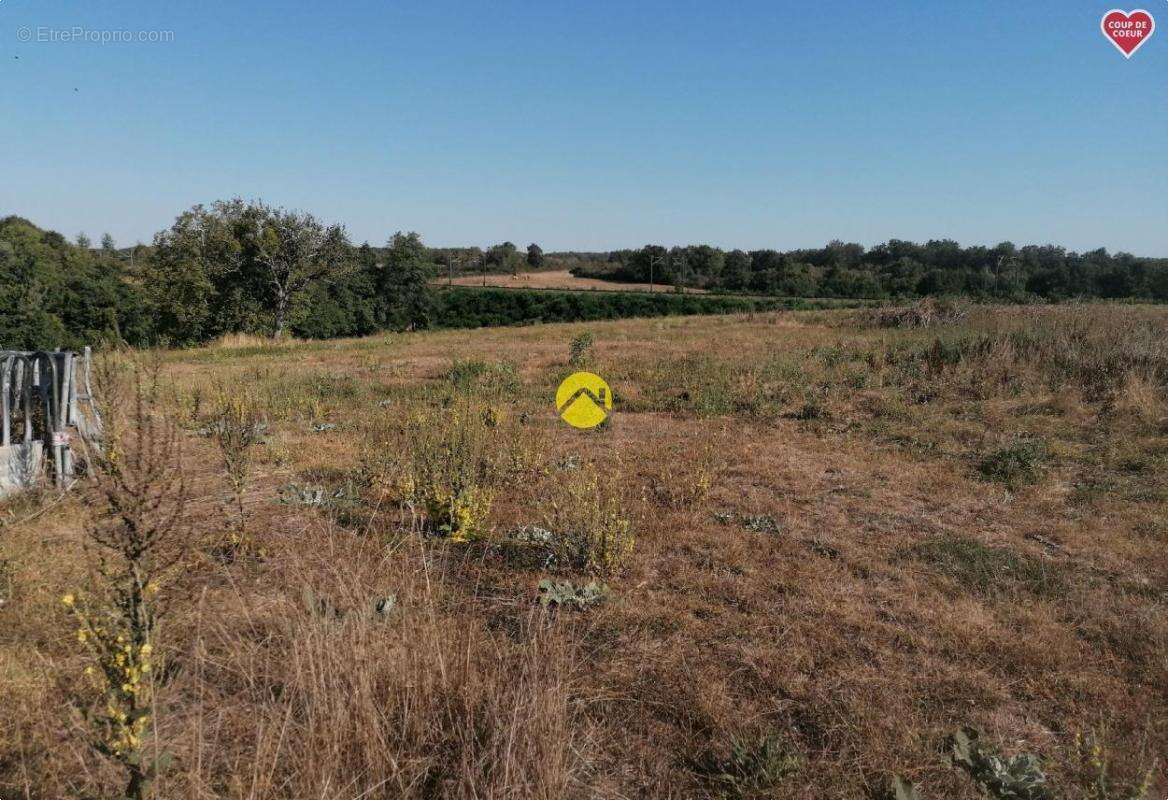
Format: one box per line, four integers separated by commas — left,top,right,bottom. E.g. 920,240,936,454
209,332,305,350
166,531,586,799
441,269,707,294
2,304,1166,799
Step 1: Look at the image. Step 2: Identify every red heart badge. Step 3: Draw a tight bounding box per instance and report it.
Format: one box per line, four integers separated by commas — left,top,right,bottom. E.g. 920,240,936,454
1100,9,1155,58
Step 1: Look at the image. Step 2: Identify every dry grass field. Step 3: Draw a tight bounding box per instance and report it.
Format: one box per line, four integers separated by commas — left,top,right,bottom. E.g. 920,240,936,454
2,303,1166,799
441,269,707,294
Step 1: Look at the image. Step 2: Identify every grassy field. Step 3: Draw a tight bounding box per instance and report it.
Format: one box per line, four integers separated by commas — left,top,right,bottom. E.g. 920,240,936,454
440,268,708,294
2,303,1165,799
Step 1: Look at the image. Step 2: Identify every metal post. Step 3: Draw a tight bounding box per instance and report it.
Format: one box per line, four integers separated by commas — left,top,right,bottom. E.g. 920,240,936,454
648,254,665,294
21,359,32,443
59,351,74,483
1,354,11,448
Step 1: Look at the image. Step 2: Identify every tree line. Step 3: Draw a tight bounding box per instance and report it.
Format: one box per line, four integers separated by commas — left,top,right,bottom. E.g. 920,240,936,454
1,201,437,350
0,200,586,350
577,240,1168,301
429,242,546,276
3,200,1166,351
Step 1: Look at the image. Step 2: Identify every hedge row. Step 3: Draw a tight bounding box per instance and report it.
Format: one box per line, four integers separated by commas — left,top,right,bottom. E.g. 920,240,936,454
429,287,863,328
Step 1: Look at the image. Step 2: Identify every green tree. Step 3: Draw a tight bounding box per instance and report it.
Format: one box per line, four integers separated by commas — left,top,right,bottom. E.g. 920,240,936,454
722,250,751,290
686,245,724,288
234,203,351,338
527,243,544,268
378,232,435,330
630,245,668,285
147,200,352,342
146,201,246,345
486,241,521,275
0,242,67,348
0,216,145,349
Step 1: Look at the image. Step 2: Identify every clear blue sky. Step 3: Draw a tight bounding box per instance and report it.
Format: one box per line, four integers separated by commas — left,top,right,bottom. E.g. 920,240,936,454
2,0,1165,255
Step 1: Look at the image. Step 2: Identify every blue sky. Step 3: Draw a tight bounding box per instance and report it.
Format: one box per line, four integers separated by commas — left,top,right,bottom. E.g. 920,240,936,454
2,1,1165,254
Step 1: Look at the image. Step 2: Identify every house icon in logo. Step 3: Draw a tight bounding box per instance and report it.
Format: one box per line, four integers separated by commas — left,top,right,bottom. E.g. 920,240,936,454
555,372,613,429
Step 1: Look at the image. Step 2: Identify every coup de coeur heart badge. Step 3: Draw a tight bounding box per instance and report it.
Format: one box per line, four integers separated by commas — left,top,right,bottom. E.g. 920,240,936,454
1100,9,1156,58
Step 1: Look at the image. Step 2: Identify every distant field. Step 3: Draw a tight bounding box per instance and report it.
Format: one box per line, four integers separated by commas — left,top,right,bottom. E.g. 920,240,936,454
440,268,707,294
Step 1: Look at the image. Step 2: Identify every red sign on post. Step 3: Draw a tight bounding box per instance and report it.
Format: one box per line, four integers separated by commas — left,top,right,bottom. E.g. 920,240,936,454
1100,9,1156,58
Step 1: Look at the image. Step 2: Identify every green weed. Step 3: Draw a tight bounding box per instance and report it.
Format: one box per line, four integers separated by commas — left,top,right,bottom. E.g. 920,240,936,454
903,535,1065,598
568,330,595,367
692,733,801,798
978,439,1048,488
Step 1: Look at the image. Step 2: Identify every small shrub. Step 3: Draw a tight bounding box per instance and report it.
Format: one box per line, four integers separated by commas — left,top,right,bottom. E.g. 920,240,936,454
793,394,830,421
568,330,595,367
539,462,635,574
385,400,502,541
303,373,361,401
423,483,492,542
501,419,548,479
446,358,492,387
446,358,519,396
211,390,264,532
1070,730,1157,800
978,439,1047,488
646,445,718,510
62,593,161,777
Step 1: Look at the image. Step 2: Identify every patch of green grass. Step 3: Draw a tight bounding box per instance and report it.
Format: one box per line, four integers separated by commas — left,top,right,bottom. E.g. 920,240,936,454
902,535,1066,598
1068,476,1119,508
446,358,519,395
978,439,1047,488
297,372,363,398
691,733,801,799
792,396,830,421
1131,518,1167,540
1116,449,1168,474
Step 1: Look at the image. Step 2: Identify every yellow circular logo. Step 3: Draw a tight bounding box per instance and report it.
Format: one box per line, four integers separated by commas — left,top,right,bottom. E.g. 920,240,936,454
556,371,612,429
